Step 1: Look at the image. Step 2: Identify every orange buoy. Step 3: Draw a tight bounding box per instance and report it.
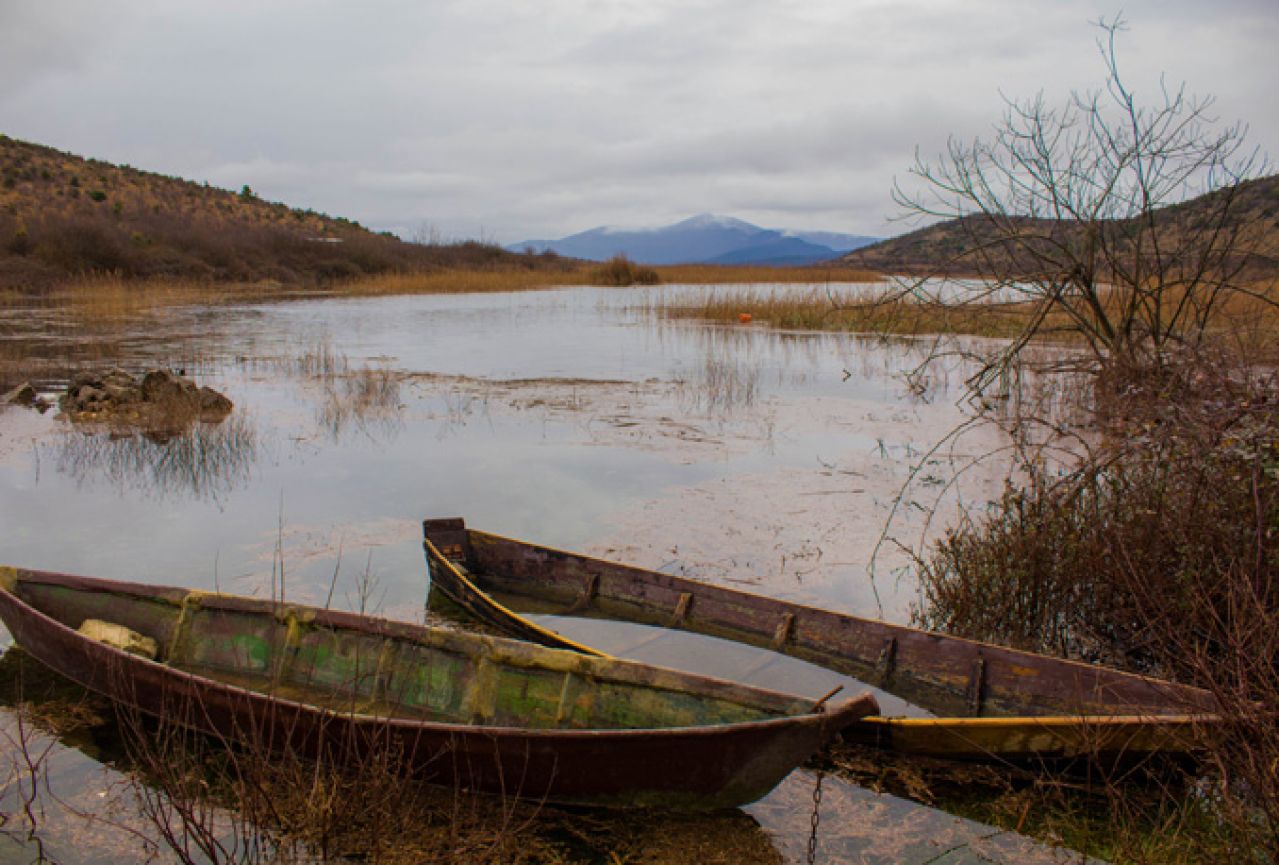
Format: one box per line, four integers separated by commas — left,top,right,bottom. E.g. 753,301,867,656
738,312,753,324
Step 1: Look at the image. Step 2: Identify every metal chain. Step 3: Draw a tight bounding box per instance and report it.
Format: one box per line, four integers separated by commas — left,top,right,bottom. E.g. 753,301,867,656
806,768,824,865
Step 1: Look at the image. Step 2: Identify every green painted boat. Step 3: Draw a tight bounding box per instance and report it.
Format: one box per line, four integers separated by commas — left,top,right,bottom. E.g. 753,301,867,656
0,565,879,809
423,518,1221,764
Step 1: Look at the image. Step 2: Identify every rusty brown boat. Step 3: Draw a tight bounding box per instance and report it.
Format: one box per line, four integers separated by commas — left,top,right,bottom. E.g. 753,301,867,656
423,518,1221,764
0,565,878,809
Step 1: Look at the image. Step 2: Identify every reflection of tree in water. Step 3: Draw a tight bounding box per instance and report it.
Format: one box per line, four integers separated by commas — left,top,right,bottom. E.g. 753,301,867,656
54,414,259,502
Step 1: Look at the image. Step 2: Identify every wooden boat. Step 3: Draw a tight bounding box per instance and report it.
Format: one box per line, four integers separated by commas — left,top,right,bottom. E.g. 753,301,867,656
0,565,879,809
423,518,1221,764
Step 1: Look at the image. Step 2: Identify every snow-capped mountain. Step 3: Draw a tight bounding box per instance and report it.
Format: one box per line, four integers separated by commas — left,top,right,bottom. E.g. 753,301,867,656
511,215,878,265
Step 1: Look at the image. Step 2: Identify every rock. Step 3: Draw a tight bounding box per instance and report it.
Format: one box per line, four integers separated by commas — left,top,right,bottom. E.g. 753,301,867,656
101,368,135,388
3,382,38,407
76,386,106,406
140,369,189,403
103,383,138,404
197,386,234,417
57,366,234,431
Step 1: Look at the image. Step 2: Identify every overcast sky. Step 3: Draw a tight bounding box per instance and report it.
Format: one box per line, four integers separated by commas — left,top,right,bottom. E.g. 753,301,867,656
1,1,1274,243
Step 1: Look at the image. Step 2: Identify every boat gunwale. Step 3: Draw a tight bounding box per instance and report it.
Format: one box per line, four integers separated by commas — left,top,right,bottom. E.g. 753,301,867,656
0,565,876,739
423,536,608,658
423,520,1223,733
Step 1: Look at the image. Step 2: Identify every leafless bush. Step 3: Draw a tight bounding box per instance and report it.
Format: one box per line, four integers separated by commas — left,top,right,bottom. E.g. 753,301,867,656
912,349,1279,861
592,255,660,287
893,20,1278,860
893,15,1272,401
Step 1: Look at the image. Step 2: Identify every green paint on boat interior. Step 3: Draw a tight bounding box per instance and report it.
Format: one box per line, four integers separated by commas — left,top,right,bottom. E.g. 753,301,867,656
14,581,808,730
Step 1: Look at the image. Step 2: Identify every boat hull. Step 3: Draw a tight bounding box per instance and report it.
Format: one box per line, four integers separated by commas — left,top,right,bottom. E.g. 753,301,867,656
423,518,1218,764
0,566,875,809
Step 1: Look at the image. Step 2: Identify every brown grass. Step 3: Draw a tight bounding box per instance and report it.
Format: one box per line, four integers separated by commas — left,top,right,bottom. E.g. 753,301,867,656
655,263,883,284
657,285,1035,336
655,279,1279,348
0,264,893,327
337,268,595,296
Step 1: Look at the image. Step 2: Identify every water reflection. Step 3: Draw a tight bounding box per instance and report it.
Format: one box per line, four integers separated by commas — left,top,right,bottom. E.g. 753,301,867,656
0,646,786,865
675,355,761,416
315,367,404,442
0,283,1083,862
751,769,1086,865
0,638,1085,865
53,414,260,503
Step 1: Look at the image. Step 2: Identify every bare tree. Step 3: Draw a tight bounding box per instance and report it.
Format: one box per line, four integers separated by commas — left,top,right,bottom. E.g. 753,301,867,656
892,15,1271,395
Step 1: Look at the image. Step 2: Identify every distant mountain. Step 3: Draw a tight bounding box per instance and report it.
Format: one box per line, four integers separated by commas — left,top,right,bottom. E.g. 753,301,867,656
512,214,878,266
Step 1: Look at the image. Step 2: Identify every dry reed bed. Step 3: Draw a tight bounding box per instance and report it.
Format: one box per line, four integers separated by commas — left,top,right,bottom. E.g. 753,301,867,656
657,280,1279,350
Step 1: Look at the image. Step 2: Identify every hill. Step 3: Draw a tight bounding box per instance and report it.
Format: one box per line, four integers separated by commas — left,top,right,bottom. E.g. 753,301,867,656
513,214,877,265
841,175,1279,278
0,135,558,291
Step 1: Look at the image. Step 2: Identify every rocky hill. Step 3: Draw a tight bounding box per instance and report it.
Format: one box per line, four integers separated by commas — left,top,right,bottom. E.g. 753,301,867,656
842,175,1279,279
0,135,557,290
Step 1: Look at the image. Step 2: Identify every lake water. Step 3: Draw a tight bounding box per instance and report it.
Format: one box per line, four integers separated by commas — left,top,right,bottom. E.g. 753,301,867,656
0,283,1079,863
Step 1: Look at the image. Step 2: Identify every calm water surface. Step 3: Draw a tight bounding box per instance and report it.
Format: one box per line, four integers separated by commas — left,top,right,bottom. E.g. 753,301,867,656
0,284,1079,864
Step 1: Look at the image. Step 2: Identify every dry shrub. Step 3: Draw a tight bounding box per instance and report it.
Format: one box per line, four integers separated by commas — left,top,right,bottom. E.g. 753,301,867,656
591,255,660,287
916,350,1278,672
914,348,1279,861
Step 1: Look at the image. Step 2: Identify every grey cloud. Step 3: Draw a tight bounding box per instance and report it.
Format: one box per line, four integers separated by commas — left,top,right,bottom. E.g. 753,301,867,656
1,0,1272,243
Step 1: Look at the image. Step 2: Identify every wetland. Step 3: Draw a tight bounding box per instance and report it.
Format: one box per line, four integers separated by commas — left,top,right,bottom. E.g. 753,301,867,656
0,281,1083,864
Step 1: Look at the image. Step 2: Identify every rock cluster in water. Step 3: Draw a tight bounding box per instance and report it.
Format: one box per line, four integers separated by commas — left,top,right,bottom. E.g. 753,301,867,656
2,381,51,412
59,368,233,428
